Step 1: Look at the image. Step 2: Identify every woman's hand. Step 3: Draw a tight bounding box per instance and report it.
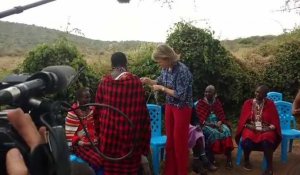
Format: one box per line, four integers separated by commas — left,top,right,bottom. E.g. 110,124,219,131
293,109,300,115
140,77,156,85
216,121,222,128
152,85,164,92
78,141,91,146
77,130,85,138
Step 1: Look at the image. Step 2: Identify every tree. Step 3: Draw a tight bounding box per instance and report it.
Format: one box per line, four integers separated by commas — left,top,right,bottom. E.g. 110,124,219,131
21,38,99,102
282,0,300,13
263,40,300,100
166,22,254,117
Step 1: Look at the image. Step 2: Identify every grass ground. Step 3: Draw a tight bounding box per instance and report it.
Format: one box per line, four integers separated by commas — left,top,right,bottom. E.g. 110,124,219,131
0,56,23,79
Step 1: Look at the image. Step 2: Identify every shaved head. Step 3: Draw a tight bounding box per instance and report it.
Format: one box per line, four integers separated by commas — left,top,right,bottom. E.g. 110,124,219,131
204,85,216,100
206,85,216,93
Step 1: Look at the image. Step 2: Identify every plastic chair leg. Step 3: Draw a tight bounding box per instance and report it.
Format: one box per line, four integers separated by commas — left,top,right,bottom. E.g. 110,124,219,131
152,146,160,175
262,156,267,170
236,143,243,166
281,137,288,163
160,147,165,161
289,139,293,152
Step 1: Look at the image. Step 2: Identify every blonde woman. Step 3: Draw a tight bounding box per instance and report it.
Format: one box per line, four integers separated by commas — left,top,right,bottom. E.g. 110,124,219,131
141,44,193,175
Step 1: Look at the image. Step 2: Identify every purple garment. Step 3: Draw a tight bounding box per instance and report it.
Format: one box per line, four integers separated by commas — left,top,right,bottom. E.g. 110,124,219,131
188,124,205,148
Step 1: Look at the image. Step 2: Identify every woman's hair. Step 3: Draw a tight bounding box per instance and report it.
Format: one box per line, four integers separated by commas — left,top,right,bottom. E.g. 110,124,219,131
152,44,179,62
75,87,90,100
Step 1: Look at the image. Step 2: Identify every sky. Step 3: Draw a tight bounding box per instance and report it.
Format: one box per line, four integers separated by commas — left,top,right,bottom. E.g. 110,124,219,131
0,0,299,42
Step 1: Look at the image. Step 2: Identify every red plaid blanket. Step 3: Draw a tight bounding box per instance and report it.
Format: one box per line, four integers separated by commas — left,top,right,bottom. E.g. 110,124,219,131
94,72,151,175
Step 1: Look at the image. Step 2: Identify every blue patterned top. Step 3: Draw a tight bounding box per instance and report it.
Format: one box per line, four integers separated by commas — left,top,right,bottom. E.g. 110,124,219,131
157,61,193,108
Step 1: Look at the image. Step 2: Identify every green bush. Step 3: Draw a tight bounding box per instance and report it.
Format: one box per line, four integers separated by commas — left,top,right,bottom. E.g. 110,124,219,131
263,40,300,101
129,44,164,104
21,38,99,102
166,22,254,117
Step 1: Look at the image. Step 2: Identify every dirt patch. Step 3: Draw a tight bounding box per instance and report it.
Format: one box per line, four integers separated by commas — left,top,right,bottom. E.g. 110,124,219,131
188,140,300,175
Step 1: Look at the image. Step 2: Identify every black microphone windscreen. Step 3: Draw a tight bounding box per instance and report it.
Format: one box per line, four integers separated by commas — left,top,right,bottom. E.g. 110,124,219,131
42,65,76,91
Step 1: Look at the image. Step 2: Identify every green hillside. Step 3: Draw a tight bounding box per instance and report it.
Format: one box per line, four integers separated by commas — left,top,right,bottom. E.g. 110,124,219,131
0,21,149,57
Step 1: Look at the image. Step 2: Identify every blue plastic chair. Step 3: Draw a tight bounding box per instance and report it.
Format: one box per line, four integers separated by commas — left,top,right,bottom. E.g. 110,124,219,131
147,104,167,175
274,101,300,163
267,92,283,102
236,138,267,170
70,154,86,163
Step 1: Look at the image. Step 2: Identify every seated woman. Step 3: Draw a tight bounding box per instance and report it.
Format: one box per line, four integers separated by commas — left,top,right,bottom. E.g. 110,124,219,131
196,85,234,169
65,87,102,171
235,85,282,175
189,124,218,175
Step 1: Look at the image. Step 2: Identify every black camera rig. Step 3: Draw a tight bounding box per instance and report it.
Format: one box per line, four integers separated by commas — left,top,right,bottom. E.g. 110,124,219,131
0,65,76,175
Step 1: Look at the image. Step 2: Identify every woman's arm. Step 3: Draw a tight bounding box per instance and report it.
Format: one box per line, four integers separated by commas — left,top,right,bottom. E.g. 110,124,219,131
152,84,175,97
292,89,300,117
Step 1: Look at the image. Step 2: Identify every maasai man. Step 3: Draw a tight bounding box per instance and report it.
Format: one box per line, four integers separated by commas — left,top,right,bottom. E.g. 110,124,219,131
94,52,151,175
235,85,281,175
196,85,234,169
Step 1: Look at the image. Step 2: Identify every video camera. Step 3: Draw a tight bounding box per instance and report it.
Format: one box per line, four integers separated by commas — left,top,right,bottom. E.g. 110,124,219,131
0,65,76,175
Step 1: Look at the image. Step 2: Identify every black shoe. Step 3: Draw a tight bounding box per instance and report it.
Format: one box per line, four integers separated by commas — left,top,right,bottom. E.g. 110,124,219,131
225,160,233,169
207,163,218,172
243,161,252,171
192,158,208,175
200,155,218,172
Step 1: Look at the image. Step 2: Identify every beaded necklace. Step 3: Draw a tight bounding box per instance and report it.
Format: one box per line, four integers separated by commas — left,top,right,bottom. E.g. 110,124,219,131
251,99,265,122
204,97,215,114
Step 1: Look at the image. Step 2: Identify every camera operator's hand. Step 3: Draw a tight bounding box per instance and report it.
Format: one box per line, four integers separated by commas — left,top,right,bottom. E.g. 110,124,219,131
6,148,28,175
5,108,46,175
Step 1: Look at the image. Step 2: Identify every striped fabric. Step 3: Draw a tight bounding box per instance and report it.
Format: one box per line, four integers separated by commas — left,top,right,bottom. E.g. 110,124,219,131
65,103,102,170
65,103,96,146
94,72,151,175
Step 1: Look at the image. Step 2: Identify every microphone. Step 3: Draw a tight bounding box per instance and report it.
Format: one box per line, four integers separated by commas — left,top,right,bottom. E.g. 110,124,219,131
0,65,76,105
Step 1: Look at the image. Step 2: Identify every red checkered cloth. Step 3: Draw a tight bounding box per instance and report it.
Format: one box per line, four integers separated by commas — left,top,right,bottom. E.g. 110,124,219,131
196,98,226,124
73,145,103,170
94,72,151,175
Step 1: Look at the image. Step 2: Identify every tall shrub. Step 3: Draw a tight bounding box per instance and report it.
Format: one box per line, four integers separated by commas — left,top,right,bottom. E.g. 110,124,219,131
166,22,253,117
21,38,99,102
263,40,300,101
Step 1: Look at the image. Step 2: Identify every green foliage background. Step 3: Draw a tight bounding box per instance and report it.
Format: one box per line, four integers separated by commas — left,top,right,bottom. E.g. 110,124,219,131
21,38,99,103
166,22,255,117
2,21,300,120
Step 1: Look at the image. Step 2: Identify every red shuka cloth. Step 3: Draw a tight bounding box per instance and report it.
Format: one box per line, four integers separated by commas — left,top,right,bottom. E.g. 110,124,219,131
65,103,102,169
235,99,282,148
196,98,226,124
94,72,151,175
196,98,233,154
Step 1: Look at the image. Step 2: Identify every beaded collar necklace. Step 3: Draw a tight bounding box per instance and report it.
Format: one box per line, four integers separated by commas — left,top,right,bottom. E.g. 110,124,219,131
251,98,265,122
